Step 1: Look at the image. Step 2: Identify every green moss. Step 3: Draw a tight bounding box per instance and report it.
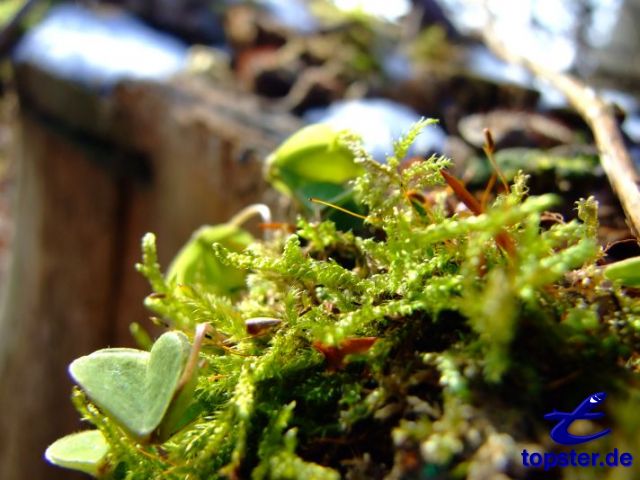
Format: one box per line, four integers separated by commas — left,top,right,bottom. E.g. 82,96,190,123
50,122,640,479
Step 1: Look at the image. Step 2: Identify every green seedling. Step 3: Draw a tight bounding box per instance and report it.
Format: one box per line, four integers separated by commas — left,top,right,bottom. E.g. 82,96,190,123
47,326,213,476
69,331,192,440
45,430,109,476
129,321,153,350
167,204,270,291
265,123,363,211
604,256,640,286
167,224,252,291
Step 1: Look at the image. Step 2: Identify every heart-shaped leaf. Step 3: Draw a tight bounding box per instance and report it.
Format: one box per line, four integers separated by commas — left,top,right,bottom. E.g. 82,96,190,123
45,430,109,476
69,331,191,439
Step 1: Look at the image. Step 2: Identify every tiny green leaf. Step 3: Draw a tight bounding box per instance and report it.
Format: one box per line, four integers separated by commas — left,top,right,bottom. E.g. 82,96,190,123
45,430,109,476
129,321,153,350
604,256,640,286
266,124,363,206
69,331,191,439
167,224,253,292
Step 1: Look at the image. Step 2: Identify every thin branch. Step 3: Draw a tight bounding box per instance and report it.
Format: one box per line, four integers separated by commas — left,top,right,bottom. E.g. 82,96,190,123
482,26,640,239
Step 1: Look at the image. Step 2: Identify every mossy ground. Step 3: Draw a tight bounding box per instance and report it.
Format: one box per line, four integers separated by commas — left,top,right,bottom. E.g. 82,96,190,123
72,122,640,479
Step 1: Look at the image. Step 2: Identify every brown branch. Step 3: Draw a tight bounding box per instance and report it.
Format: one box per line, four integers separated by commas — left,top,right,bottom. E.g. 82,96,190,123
482,28,640,239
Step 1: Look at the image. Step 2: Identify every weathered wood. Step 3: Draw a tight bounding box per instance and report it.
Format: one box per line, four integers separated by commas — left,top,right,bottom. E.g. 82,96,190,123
0,113,122,480
108,78,302,342
0,74,300,479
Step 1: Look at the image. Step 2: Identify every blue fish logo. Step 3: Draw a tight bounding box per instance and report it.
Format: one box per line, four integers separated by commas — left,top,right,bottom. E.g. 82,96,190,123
544,392,611,445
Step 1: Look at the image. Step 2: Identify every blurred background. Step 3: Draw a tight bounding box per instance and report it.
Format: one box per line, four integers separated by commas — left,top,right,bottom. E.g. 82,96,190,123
0,0,638,478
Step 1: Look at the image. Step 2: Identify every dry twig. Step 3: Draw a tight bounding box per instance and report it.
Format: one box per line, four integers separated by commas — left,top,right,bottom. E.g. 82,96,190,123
482,26,640,239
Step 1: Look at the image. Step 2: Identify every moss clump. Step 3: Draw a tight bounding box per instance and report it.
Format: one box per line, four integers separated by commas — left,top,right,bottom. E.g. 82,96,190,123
57,122,640,479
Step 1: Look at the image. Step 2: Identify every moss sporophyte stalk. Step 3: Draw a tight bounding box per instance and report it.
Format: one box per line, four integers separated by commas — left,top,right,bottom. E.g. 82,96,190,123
46,121,640,479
